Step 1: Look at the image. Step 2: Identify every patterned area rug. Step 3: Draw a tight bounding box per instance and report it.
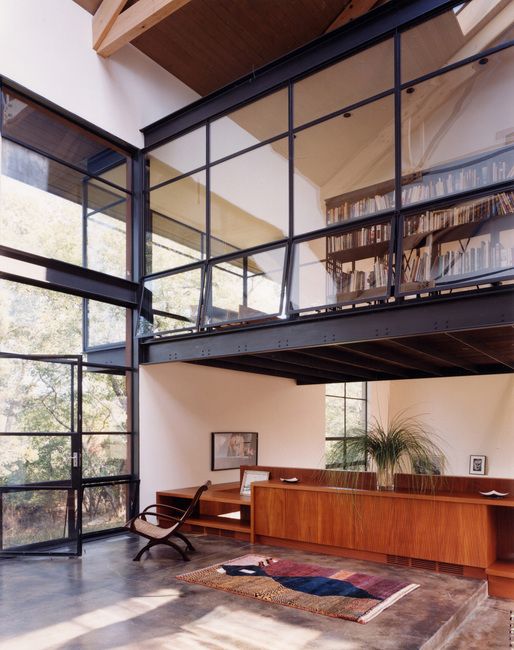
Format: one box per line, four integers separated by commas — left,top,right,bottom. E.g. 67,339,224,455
177,554,419,623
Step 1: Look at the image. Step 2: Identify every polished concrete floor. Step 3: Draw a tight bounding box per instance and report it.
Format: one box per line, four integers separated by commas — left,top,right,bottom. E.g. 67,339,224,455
0,533,511,650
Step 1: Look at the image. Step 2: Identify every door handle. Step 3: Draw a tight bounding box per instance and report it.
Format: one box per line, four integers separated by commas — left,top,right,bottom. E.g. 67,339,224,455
71,452,81,468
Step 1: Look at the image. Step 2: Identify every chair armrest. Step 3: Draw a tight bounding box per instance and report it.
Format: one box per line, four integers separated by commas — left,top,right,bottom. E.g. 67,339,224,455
141,503,186,515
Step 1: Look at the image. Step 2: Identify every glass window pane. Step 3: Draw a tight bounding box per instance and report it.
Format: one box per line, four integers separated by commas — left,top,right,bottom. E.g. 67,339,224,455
325,396,344,438
0,280,126,355
2,89,128,187
402,1,514,83
137,268,203,336
346,382,366,399
148,126,206,187
346,399,366,434
210,140,289,251
294,96,395,236
206,247,285,325
82,483,129,533
291,222,391,311
82,372,128,432
2,489,75,549
0,140,128,277
294,39,394,127
325,383,345,397
402,48,514,206
148,172,206,274
0,436,71,485
211,88,288,161
82,434,129,478
86,301,127,348
0,358,73,433
401,190,514,293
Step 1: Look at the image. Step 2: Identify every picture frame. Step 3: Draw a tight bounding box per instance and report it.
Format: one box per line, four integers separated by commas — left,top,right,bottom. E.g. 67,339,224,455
469,454,487,475
240,469,270,496
211,432,258,471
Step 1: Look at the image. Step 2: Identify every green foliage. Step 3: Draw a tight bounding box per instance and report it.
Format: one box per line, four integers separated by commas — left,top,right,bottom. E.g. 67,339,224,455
326,411,446,487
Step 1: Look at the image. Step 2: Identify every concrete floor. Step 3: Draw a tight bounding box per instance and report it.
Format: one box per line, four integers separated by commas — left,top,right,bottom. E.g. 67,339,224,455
0,533,511,650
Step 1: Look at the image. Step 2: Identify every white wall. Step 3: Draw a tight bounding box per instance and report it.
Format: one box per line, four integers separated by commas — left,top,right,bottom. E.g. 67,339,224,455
385,374,514,478
139,362,325,506
0,0,199,146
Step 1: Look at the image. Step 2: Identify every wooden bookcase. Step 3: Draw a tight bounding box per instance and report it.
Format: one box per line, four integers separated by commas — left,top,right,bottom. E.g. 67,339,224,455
325,221,392,305
156,482,251,541
400,191,514,294
323,147,514,303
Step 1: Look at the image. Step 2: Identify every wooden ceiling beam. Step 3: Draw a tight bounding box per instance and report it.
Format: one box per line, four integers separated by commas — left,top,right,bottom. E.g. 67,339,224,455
385,338,480,374
444,331,514,370
95,0,191,58
93,0,128,50
325,0,378,34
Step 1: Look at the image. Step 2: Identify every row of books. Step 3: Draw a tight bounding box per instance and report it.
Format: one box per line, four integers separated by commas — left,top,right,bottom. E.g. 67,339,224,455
327,223,391,252
403,242,513,284
330,259,388,295
402,160,514,205
403,192,514,236
325,159,514,225
326,192,395,223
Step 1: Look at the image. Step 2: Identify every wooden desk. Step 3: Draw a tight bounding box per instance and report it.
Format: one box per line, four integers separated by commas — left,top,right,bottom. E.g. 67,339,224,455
252,481,514,598
157,482,251,540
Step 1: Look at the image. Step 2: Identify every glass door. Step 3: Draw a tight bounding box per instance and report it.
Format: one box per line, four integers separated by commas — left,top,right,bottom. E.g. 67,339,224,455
0,353,82,556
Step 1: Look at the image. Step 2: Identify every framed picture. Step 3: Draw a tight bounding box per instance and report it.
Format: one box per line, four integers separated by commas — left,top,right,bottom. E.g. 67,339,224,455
211,432,258,471
240,469,270,496
469,455,487,475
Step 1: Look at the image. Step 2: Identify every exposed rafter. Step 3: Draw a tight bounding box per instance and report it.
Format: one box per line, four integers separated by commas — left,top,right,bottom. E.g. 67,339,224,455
93,0,128,50
325,0,378,33
94,0,191,58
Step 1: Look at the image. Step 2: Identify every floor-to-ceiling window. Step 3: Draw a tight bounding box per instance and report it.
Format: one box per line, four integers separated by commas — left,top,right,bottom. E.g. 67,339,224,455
0,86,137,555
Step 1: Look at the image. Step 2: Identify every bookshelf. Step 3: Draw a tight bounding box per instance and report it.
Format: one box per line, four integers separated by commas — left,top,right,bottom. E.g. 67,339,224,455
326,221,391,304
400,191,514,294
324,146,514,228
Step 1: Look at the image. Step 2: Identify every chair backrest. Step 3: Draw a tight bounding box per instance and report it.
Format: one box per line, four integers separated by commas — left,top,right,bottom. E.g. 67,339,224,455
177,480,211,525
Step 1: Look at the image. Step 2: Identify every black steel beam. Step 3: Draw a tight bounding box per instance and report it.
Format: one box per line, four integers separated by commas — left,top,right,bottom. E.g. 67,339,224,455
0,246,138,307
144,289,514,364
142,0,454,148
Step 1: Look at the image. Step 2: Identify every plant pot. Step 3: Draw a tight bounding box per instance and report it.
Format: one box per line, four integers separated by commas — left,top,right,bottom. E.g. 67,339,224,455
376,465,395,491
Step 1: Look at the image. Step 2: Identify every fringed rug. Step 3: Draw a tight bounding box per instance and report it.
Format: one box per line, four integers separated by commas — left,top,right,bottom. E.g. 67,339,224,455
177,554,419,623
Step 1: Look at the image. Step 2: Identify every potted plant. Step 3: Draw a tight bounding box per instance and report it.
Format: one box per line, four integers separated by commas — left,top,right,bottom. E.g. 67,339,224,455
326,411,446,491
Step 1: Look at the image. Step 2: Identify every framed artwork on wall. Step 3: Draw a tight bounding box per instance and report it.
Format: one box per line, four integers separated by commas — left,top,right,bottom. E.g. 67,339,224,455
211,432,258,471
469,454,487,475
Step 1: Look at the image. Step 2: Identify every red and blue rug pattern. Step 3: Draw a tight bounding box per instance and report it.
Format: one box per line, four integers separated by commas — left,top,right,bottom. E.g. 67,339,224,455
177,554,419,623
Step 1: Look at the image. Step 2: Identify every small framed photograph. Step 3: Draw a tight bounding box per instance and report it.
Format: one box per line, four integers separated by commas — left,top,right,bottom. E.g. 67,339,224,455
211,432,258,471
240,470,270,496
469,455,487,475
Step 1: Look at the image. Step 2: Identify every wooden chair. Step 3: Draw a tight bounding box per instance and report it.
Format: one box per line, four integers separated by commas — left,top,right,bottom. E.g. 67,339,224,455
126,481,211,561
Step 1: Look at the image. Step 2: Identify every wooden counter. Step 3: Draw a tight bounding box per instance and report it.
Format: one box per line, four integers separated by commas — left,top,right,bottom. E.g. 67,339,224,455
251,480,514,597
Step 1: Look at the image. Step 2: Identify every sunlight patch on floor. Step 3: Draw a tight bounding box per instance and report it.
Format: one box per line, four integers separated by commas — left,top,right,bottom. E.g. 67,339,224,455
0,588,181,650
117,605,324,649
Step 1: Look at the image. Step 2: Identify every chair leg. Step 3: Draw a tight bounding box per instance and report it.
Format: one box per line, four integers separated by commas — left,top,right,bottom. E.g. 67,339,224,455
164,539,191,561
174,531,196,552
133,540,156,561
